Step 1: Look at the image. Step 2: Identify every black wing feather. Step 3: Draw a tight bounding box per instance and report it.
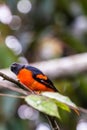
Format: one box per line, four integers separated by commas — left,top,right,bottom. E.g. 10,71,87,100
35,76,58,92
25,65,58,92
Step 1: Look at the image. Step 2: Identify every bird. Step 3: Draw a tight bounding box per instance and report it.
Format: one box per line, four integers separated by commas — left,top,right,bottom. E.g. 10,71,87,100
10,63,61,130
10,62,79,130
10,62,58,93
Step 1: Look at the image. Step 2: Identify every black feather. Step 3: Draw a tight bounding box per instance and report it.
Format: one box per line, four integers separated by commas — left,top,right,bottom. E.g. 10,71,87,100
25,65,58,92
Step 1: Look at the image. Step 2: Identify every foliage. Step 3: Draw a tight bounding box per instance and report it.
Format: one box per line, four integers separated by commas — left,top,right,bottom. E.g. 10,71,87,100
25,92,78,119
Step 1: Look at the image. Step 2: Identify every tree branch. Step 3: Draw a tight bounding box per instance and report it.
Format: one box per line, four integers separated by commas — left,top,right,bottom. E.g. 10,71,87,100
1,72,35,93
0,81,28,95
0,72,33,95
32,53,87,78
0,53,87,79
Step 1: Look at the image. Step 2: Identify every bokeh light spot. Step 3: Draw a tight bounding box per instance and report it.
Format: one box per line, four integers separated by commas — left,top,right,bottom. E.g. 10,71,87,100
5,35,22,55
0,4,12,24
76,120,87,130
18,104,39,120
18,56,28,64
9,15,22,30
17,0,32,14
36,123,50,130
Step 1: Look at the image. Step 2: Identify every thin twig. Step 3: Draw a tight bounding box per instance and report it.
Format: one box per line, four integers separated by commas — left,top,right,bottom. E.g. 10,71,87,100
0,72,33,93
0,93,25,99
79,107,87,114
46,115,60,130
0,82,28,95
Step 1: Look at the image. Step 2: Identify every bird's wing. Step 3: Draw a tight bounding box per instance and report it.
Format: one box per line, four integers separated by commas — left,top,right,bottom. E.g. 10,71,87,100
25,66,58,92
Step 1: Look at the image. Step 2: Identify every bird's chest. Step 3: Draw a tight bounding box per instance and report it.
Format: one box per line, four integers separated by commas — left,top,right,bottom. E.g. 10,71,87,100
17,69,34,87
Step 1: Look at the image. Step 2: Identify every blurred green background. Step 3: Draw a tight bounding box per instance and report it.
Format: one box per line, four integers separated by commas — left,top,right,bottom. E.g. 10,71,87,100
0,0,87,130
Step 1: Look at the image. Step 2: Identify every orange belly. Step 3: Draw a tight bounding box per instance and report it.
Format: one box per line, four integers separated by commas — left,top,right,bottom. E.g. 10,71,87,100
29,80,54,92
17,68,54,92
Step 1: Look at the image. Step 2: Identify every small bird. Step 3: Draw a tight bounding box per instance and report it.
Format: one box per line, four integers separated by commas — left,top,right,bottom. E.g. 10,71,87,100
11,63,60,130
10,62,79,130
10,63,58,92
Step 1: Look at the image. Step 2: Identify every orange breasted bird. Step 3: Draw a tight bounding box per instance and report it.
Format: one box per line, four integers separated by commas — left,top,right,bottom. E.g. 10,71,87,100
10,63,58,92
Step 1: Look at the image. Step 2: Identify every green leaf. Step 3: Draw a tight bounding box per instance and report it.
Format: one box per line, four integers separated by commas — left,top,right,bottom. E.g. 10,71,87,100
54,100,70,112
25,95,60,119
41,92,78,110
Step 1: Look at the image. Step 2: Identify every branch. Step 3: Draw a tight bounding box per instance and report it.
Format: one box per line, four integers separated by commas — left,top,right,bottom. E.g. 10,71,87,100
0,81,28,95
0,72,33,95
32,53,87,78
0,53,87,79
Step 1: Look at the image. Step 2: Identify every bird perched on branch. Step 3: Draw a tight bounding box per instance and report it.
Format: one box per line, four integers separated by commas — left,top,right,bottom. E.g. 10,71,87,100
10,62,58,93
10,62,79,130
11,63,60,130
